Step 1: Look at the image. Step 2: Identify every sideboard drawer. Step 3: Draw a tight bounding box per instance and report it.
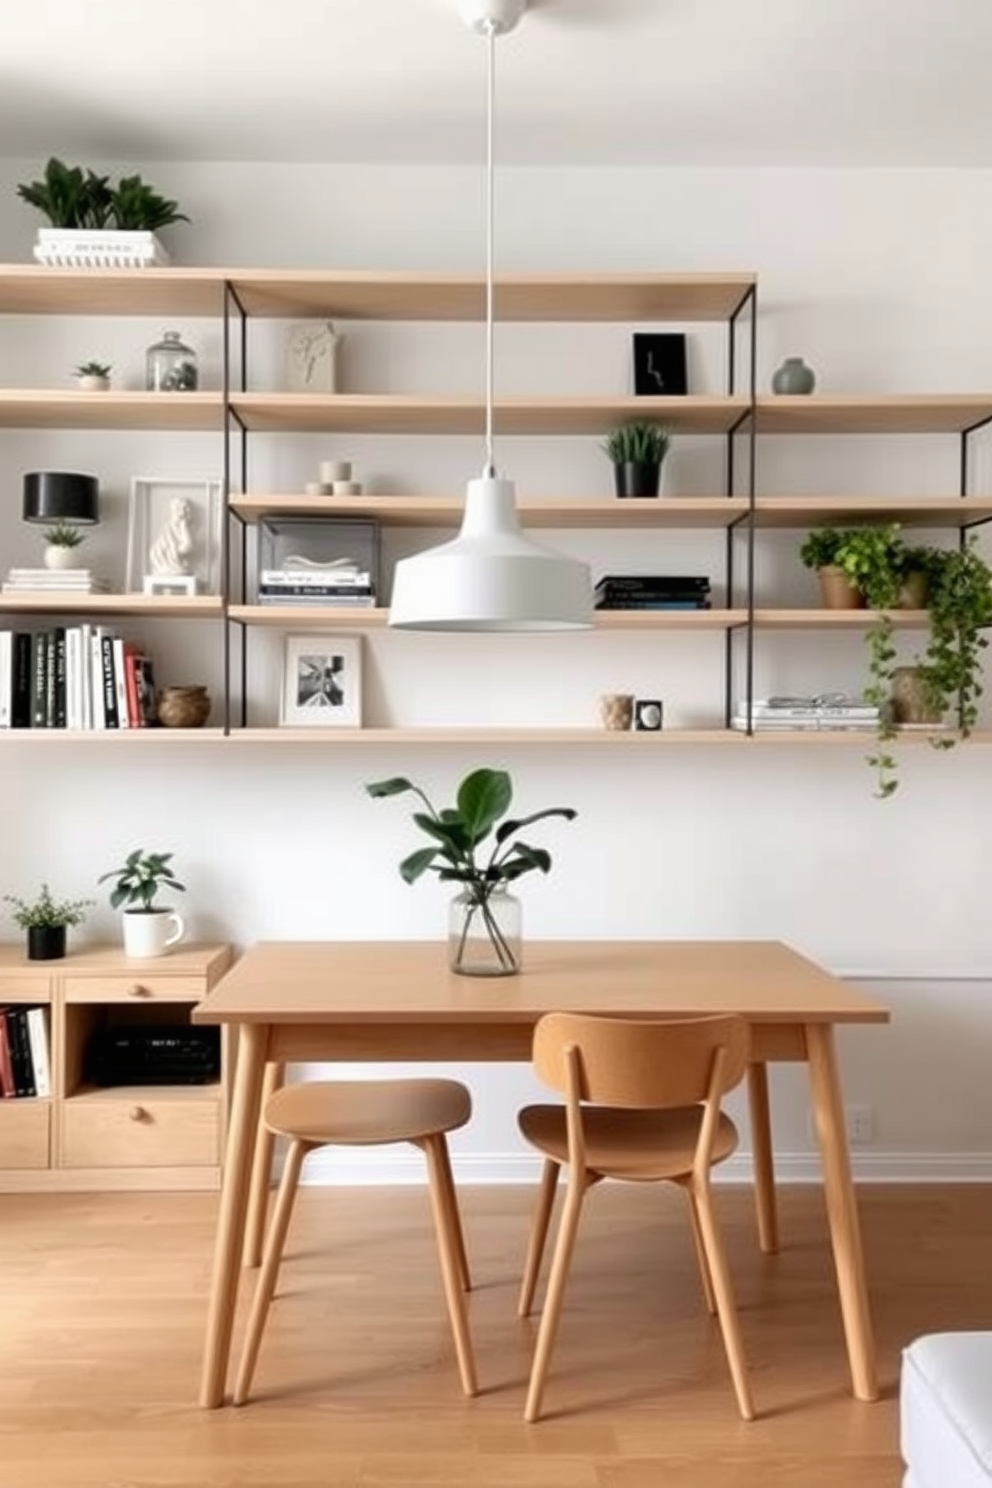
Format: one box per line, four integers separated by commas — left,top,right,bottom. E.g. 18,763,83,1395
61,1097,220,1168
0,1100,51,1169
63,974,205,1005
0,974,50,1001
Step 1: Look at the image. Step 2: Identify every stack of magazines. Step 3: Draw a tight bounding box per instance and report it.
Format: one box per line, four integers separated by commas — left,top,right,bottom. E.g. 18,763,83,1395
2,568,110,595
595,574,711,610
732,694,880,732
257,557,375,607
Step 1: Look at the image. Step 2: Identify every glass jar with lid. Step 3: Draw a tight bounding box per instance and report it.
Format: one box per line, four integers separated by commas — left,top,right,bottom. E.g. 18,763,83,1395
146,330,198,392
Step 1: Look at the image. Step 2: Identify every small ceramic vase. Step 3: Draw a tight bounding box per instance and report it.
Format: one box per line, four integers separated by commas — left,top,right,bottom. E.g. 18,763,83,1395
772,356,816,395
157,685,211,728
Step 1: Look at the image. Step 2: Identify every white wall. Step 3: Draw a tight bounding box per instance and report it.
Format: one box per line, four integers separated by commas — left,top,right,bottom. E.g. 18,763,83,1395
1,161,990,1182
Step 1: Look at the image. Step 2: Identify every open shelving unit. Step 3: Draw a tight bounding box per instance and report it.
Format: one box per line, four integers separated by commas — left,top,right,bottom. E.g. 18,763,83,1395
1,263,990,744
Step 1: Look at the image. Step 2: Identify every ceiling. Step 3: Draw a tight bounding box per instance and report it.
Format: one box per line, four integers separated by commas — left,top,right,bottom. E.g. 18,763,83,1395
3,0,992,168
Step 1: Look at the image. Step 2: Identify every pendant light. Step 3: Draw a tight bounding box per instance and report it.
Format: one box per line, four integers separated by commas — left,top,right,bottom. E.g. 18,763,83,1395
388,0,593,632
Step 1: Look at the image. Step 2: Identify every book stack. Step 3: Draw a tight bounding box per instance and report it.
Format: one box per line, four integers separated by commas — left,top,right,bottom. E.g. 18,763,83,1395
2,568,111,595
595,574,711,611
258,560,375,607
731,695,881,732
0,627,158,730
0,1005,51,1098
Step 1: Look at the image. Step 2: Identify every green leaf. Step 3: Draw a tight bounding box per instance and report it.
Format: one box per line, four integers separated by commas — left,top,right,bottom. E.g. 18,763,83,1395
494,807,577,845
412,812,471,857
399,847,439,884
456,768,512,843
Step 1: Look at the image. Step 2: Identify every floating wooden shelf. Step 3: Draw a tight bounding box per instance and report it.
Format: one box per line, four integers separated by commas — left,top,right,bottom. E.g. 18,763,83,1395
752,496,992,528
228,494,750,528
753,609,929,628
754,395,992,435
0,390,223,431
0,594,224,618
224,727,746,744
227,605,747,631
0,268,755,322
231,394,750,436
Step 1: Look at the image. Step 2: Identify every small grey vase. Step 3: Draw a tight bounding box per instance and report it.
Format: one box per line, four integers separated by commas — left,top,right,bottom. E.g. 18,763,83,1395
771,356,816,395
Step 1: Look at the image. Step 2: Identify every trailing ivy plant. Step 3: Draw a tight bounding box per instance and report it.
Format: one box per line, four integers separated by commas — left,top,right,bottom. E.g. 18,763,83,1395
916,539,992,741
800,525,905,796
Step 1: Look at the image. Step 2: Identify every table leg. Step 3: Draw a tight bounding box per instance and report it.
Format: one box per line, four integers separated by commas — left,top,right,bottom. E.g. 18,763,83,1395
746,1061,779,1254
805,1022,879,1402
243,1061,285,1269
199,1021,269,1409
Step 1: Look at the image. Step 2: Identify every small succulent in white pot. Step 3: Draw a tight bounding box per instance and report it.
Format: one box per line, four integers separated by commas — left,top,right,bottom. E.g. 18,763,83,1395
44,520,86,570
74,360,112,391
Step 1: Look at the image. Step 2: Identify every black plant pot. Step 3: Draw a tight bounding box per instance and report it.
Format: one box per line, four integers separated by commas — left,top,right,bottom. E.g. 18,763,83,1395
27,925,66,961
614,461,661,498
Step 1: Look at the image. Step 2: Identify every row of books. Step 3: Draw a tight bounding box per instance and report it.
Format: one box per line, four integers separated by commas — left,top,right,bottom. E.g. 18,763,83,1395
0,1005,51,1098
0,627,157,730
595,573,712,612
731,696,881,732
257,566,376,607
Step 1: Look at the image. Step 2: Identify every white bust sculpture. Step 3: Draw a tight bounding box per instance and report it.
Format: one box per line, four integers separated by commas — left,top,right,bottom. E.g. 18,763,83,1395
149,497,194,575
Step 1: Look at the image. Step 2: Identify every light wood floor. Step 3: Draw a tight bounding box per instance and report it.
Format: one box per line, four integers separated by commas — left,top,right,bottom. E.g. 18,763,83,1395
1,1183,989,1487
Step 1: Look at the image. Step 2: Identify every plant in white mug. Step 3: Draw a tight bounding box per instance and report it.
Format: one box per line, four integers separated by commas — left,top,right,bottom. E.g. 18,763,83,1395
98,848,186,959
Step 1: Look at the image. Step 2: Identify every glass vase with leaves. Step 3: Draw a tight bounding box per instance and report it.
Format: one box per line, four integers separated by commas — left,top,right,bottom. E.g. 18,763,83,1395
366,767,577,977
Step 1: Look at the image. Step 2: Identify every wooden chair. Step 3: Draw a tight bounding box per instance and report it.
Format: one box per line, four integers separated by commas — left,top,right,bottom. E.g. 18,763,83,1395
233,1078,477,1404
517,1012,754,1423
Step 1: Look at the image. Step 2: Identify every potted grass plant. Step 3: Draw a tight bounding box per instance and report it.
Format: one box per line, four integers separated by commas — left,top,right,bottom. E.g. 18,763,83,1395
3,884,94,960
366,767,577,977
43,520,86,570
602,420,671,498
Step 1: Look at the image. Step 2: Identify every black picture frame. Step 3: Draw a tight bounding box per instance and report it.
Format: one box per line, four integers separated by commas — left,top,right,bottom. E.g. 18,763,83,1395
632,333,688,397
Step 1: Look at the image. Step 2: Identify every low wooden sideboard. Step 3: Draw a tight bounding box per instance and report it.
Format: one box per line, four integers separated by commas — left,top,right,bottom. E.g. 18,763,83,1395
0,942,232,1192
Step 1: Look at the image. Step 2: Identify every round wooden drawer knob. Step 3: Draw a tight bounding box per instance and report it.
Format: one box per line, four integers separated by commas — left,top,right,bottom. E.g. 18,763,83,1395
129,1106,147,1122
128,984,150,998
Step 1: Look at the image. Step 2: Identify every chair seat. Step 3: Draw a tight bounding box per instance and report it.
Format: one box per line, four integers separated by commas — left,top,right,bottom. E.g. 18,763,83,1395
518,1102,739,1180
265,1078,471,1147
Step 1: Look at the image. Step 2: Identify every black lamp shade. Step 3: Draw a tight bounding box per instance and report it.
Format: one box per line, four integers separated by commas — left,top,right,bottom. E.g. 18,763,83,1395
23,471,99,524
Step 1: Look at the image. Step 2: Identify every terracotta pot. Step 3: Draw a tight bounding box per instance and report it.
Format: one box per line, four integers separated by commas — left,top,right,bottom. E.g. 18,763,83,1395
157,685,211,728
891,667,943,726
898,570,929,609
817,565,865,610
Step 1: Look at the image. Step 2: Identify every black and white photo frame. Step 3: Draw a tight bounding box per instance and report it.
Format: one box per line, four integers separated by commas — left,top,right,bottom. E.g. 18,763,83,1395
280,634,363,727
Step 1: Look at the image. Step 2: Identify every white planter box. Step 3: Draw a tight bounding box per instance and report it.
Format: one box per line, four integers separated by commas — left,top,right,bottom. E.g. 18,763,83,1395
33,230,170,269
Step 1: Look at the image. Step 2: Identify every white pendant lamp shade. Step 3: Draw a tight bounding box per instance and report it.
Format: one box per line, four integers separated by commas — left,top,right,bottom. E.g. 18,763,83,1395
387,0,592,634
389,475,592,632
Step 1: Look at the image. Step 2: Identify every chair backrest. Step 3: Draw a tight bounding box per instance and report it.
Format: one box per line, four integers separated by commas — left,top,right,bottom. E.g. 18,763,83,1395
532,1012,748,1110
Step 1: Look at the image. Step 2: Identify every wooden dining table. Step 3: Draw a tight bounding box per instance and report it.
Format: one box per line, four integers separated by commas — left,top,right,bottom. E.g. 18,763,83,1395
192,938,890,1409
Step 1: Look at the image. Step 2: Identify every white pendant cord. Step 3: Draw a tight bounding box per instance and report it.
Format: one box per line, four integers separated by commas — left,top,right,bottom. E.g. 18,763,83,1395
484,19,496,478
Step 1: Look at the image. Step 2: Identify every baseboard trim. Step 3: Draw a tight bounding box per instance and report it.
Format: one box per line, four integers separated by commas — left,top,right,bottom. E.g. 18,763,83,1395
298,1149,992,1187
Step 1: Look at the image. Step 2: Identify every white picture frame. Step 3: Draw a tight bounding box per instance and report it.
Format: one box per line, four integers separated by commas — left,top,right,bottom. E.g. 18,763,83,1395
126,477,223,595
280,635,362,727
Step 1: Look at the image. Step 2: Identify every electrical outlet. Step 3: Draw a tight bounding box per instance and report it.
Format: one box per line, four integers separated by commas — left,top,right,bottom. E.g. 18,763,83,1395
807,1105,875,1146
846,1105,875,1145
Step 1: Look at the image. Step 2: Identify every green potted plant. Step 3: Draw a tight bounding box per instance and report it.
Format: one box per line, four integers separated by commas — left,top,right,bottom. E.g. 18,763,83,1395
3,884,94,960
74,360,112,392
98,849,187,960
17,158,188,268
601,420,671,499
915,538,992,739
366,767,577,977
43,519,86,571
